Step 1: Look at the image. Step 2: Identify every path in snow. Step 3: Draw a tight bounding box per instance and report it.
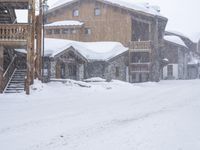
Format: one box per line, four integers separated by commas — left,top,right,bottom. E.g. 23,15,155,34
0,80,200,150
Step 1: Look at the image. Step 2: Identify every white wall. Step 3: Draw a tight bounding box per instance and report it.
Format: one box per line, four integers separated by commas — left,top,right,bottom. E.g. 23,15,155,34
163,64,178,79
173,64,178,79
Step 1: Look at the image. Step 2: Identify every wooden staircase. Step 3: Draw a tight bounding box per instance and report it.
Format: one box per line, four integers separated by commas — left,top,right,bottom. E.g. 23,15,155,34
0,0,43,95
4,69,26,94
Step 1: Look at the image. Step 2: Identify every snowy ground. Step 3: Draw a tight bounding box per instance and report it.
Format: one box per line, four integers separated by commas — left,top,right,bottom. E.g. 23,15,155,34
0,79,200,150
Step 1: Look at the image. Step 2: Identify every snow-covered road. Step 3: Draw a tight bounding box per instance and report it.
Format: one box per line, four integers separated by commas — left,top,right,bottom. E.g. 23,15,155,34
0,80,200,150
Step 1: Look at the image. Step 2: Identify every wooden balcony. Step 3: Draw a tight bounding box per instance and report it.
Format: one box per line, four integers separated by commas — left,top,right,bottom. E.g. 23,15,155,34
129,41,152,52
129,63,151,73
0,24,28,48
0,0,29,9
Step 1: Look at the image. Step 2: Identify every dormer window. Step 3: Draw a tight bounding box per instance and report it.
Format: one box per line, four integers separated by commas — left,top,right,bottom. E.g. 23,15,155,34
73,9,79,17
94,8,101,16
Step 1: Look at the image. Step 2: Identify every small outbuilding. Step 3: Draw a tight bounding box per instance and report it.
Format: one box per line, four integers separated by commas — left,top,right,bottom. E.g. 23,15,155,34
43,38,129,82
162,35,188,80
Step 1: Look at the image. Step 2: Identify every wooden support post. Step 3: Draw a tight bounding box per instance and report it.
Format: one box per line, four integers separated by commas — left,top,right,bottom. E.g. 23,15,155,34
26,0,34,95
0,46,4,93
36,0,43,80
30,0,35,84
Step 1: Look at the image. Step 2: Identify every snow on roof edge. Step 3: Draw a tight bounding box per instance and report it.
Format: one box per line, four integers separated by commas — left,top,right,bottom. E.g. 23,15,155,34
45,20,84,27
44,38,128,61
164,35,188,49
48,0,166,19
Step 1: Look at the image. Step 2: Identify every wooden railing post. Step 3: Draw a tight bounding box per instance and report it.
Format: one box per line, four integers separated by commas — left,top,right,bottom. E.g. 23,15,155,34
0,24,28,41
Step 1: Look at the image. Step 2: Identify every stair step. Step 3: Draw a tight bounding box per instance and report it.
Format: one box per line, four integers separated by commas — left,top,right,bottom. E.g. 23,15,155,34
4,69,27,94
4,91,24,94
7,88,24,90
10,80,25,82
9,85,24,87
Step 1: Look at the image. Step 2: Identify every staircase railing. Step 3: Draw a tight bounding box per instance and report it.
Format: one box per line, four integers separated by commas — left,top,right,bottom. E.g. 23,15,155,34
0,24,28,41
2,55,17,91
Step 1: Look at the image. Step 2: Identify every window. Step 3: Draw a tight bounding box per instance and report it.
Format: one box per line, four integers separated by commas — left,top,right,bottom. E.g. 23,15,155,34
46,29,52,35
54,29,60,34
132,19,150,41
71,29,77,34
73,9,79,17
115,67,119,77
62,29,70,34
167,65,173,77
85,28,92,35
94,8,101,16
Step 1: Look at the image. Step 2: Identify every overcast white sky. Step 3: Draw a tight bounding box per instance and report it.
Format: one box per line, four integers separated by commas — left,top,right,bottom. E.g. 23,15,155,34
146,0,200,37
16,0,200,40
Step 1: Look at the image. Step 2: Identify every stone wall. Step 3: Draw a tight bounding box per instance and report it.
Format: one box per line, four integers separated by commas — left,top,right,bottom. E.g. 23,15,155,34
84,53,128,81
46,49,128,82
84,61,107,79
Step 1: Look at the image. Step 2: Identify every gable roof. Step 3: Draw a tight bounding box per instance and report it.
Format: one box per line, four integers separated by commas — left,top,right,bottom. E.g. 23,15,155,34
44,38,128,61
164,35,188,49
48,0,166,19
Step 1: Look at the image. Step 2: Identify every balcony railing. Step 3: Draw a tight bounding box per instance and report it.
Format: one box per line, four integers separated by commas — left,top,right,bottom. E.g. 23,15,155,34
0,0,29,2
0,24,28,41
129,41,152,52
129,63,151,73
0,0,29,9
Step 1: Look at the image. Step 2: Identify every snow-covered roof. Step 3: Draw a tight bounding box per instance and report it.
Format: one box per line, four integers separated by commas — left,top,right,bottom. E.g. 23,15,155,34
44,38,128,61
164,35,188,48
49,0,164,18
45,20,84,27
166,30,190,39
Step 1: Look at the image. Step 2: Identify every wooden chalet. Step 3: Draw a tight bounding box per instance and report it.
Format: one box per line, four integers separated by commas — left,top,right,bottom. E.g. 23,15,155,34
45,0,168,83
0,0,43,94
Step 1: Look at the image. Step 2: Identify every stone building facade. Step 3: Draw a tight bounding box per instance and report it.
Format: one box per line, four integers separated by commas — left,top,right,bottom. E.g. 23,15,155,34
84,53,129,81
43,38,129,82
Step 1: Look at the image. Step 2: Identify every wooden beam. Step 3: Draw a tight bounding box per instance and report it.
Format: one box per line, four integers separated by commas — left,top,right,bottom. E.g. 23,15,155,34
36,0,42,79
26,0,33,95
30,0,35,84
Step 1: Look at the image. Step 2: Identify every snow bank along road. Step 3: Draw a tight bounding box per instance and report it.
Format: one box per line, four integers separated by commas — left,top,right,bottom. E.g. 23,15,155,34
0,80,200,150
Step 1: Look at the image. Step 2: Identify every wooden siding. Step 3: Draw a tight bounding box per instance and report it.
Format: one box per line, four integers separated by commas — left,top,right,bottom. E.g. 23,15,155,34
45,26,84,41
46,0,132,46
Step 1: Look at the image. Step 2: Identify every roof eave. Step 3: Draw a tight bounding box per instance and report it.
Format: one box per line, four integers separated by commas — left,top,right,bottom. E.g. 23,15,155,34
47,0,167,21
